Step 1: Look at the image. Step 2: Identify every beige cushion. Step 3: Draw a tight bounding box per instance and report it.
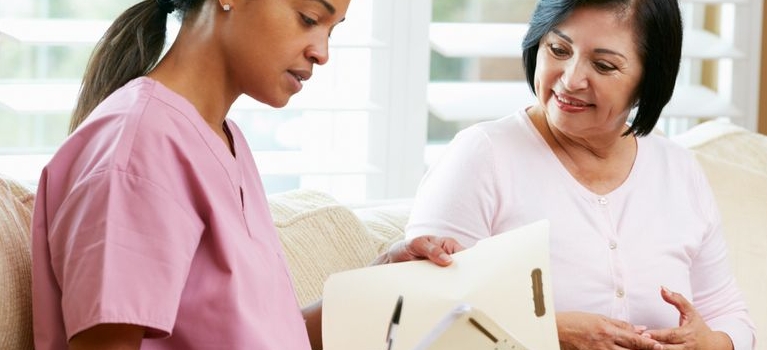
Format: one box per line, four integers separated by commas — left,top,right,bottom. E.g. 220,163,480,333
0,175,34,350
695,153,767,343
269,189,385,308
675,120,767,176
352,201,411,255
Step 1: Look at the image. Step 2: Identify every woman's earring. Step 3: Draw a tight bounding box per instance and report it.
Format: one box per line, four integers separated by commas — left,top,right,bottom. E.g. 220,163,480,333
222,3,231,11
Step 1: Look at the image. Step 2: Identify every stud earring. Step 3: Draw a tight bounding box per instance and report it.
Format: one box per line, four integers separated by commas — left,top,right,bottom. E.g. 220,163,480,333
222,3,231,11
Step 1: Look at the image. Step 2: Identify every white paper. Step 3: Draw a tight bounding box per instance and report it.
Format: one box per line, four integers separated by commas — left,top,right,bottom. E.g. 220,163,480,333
322,219,559,350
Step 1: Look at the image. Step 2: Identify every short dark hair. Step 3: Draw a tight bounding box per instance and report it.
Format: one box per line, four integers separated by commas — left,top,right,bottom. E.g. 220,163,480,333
521,0,683,137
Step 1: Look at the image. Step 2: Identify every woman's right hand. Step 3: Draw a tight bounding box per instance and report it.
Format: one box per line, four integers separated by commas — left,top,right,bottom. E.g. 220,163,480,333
371,235,465,267
557,311,663,350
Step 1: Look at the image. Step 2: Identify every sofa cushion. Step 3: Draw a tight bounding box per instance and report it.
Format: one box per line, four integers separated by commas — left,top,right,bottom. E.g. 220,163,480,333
695,152,767,343
0,175,35,349
269,189,386,307
352,200,411,254
674,120,767,176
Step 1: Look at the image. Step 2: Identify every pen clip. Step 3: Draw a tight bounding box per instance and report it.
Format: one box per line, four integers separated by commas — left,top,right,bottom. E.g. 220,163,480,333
386,295,403,350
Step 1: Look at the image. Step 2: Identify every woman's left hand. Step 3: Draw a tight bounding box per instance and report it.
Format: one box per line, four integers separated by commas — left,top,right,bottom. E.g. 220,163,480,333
642,287,734,350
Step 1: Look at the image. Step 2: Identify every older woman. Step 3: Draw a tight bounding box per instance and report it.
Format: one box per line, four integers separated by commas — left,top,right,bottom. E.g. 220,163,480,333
387,0,756,349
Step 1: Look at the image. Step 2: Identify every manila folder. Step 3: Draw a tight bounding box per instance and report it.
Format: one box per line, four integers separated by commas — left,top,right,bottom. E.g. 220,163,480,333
322,219,559,350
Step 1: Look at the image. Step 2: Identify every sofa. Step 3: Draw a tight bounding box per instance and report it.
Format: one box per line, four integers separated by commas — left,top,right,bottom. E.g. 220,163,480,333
1,120,766,349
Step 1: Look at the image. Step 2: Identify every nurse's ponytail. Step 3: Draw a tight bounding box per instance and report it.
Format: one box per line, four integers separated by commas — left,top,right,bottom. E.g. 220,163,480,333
69,0,199,133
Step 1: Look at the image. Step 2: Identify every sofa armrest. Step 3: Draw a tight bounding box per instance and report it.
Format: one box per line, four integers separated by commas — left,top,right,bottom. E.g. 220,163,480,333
0,175,35,349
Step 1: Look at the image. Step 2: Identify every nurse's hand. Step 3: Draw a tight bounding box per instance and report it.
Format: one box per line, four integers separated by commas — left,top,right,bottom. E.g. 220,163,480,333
370,235,464,267
557,311,663,350
642,287,734,350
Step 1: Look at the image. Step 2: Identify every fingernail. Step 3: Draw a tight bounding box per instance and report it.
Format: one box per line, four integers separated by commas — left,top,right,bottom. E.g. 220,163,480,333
439,253,452,262
661,285,671,294
654,343,663,350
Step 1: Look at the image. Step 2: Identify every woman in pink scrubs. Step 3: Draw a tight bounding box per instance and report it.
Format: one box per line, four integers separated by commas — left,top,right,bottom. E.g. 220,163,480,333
31,0,452,349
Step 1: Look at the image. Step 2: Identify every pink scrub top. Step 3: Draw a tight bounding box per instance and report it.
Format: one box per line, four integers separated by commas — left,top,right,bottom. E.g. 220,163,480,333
32,77,311,350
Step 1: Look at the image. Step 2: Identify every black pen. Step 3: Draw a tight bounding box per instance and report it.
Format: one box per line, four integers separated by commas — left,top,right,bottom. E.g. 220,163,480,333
386,295,403,350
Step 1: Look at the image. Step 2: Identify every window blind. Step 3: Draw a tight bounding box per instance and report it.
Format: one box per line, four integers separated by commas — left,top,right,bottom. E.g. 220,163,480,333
0,0,435,202
424,0,763,164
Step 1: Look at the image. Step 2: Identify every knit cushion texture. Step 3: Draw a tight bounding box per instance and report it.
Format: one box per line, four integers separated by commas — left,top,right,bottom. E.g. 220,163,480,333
269,189,385,308
0,175,34,349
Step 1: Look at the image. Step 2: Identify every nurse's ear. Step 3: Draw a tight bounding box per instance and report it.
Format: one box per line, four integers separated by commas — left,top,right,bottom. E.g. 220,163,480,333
219,0,232,11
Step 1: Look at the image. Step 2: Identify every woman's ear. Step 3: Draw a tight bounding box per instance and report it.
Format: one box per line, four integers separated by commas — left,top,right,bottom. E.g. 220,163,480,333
219,0,232,11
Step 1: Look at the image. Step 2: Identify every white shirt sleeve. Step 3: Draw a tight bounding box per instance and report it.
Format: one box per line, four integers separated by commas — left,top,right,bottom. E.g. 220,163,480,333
406,126,498,248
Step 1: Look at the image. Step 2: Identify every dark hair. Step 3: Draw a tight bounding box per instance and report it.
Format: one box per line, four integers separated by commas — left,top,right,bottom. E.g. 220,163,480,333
521,0,683,137
69,0,203,133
